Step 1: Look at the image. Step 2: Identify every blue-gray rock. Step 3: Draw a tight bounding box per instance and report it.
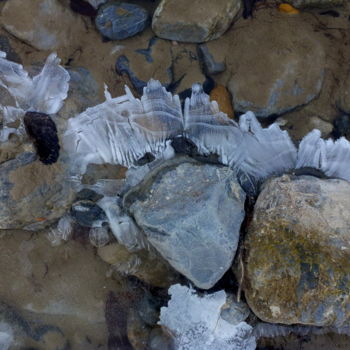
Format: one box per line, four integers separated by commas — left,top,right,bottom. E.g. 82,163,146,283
197,44,226,75
245,175,350,327
95,2,149,40
58,67,100,120
0,152,75,230
124,157,246,289
71,200,106,227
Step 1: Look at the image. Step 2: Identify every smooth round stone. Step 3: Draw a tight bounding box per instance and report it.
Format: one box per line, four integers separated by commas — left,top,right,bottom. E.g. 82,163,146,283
95,2,149,40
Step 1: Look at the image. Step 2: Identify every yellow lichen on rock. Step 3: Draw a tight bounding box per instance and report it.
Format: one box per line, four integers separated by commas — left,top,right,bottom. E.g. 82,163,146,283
210,85,235,119
278,3,300,14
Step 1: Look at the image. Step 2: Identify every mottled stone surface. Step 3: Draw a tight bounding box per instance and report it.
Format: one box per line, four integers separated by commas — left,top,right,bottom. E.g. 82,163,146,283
244,175,350,327
225,16,325,117
152,0,241,43
96,2,149,40
97,243,181,288
1,0,85,50
124,157,246,289
0,152,75,230
0,231,120,349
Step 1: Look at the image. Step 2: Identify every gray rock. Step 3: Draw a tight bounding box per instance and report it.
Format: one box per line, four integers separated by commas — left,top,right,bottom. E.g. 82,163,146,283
0,152,75,230
244,174,350,327
71,200,106,227
227,16,325,117
1,0,85,51
95,2,149,40
152,0,241,43
197,43,226,75
58,67,100,120
124,157,246,289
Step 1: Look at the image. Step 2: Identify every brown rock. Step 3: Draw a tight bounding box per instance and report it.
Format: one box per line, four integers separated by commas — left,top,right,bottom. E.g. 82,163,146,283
210,85,235,119
244,175,350,327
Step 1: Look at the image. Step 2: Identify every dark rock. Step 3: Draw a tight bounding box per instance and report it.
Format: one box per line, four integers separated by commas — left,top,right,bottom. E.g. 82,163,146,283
95,2,149,40
24,112,60,165
333,115,350,140
70,0,97,16
197,44,226,75
0,35,21,63
71,200,106,227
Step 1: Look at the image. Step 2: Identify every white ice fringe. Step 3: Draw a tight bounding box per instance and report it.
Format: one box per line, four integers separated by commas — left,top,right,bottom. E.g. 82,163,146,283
297,129,350,182
63,79,350,184
47,215,74,246
0,51,70,141
159,284,256,350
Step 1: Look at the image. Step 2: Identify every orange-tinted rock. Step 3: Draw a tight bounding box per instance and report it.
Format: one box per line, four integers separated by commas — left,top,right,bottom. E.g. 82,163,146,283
278,3,300,14
210,85,235,119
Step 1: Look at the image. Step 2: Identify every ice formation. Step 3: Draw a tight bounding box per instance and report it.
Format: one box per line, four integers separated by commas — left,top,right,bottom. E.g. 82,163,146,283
64,79,350,186
47,215,74,246
159,284,256,350
0,51,69,142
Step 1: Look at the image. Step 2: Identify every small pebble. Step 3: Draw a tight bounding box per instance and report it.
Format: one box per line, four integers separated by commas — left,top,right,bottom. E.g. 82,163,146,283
278,3,300,14
95,2,149,40
210,85,235,119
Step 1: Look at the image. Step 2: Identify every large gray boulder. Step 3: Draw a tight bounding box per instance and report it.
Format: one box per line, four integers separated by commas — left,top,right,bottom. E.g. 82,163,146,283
244,174,350,327
124,157,246,289
152,0,241,43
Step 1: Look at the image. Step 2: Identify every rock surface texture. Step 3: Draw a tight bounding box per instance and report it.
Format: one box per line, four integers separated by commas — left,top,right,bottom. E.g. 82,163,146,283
95,2,149,40
244,175,350,327
1,0,85,51
124,158,246,289
152,0,241,43
0,152,75,230
219,15,325,117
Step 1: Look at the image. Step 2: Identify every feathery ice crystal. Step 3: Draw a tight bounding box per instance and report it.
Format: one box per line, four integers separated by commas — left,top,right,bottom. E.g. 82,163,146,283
63,79,350,187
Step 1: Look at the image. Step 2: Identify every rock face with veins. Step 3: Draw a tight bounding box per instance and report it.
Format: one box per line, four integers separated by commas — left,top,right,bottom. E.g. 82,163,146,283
124,157,246,289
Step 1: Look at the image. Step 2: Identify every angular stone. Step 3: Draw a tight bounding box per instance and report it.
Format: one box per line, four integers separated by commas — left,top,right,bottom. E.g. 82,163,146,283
197,43,226,75
95,2,149,40
244,175,350,327
1,0,85,51
0,152,75,230
152,0,241,43
225,15,325,117
124,157,246,289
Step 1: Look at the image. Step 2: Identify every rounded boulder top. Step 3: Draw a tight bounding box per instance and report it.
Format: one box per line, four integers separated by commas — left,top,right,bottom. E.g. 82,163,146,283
95,2,149,40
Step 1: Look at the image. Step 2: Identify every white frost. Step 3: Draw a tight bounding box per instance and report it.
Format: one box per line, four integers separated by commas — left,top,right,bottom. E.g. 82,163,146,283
159,284,256,350
0,51,69,141
297,129,350,181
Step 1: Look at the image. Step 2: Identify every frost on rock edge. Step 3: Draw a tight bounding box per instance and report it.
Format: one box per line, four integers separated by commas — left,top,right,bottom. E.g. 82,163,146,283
159,284,256,350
